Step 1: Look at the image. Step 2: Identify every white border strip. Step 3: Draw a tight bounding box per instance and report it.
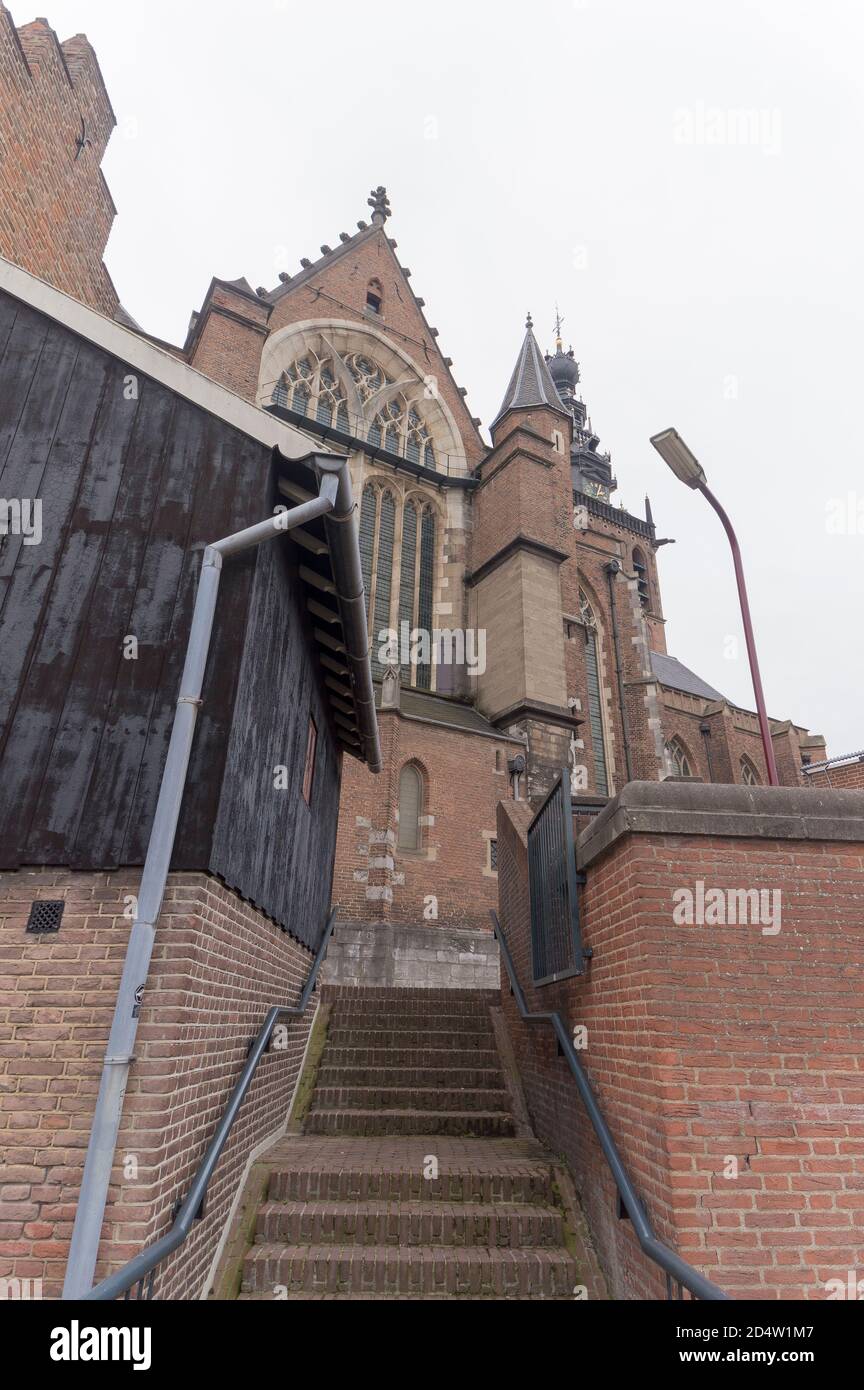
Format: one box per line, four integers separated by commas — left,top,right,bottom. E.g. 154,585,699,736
0,256,328,462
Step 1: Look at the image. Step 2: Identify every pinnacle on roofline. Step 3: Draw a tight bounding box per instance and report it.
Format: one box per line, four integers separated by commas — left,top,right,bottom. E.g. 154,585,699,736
368,185,391,226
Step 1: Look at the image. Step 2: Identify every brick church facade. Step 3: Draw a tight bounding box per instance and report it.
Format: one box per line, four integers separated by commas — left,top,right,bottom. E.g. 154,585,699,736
0,4,851,950
2,6,864,1306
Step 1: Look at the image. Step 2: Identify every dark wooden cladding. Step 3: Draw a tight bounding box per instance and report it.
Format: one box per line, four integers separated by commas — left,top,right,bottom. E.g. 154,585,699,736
0,289,341,949
210,539,341,936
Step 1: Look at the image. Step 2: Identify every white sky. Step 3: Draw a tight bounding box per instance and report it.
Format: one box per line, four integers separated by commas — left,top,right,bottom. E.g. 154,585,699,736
40,0,864,756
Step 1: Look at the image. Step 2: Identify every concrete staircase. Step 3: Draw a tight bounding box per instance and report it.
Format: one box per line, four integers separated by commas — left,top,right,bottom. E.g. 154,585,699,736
238,988,586,1299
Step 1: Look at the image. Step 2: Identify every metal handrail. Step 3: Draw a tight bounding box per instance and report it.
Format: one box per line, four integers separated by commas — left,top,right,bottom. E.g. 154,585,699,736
82,908,338,1301
490,910,728,1301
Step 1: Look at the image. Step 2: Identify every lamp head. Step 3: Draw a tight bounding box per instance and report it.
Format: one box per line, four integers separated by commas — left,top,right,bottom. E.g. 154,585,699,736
650,428,707,489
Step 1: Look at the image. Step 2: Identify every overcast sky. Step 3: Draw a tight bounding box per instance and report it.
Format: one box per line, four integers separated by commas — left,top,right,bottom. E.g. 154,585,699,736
42,0,864,755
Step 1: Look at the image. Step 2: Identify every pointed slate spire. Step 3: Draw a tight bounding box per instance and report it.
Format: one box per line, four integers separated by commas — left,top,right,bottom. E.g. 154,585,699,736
491,314,568,430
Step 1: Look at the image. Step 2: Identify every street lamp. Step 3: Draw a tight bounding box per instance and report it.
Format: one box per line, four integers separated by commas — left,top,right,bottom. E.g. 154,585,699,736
650,428,780,787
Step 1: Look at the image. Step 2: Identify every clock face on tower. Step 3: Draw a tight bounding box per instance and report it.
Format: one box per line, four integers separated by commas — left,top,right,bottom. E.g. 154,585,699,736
581,479,611,503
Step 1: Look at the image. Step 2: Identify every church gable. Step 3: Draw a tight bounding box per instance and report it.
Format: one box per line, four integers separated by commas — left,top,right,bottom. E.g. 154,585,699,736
262,196,485,465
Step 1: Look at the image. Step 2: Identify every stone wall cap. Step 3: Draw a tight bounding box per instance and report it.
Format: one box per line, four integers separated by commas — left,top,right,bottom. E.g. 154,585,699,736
577,780,864,868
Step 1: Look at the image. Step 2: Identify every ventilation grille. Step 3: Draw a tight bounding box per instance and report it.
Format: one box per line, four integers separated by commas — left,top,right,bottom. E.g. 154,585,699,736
26,900,64,935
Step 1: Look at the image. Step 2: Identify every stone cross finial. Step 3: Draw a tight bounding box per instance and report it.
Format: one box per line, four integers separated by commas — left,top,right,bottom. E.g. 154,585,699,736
368,186,392,225
526,311,533,330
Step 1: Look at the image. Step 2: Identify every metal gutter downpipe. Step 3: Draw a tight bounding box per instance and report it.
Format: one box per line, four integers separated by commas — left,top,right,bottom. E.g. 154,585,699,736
63,468,344,1300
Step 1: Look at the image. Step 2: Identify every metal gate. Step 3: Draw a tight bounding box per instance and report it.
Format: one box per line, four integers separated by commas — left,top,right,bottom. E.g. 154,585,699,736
527,768,587,984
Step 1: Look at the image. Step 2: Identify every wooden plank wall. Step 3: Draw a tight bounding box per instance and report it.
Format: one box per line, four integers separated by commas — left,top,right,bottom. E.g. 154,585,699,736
0,290,341,946
210,539,342,948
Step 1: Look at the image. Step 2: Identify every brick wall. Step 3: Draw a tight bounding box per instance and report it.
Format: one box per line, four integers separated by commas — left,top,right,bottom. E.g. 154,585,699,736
0,6,117,315
0,868,318,1299
496,782,864,1300
333,706,521,932
806,759,864,791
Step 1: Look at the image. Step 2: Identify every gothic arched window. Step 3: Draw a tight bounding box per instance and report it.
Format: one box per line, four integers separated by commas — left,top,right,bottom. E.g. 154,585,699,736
398,763,424,850
665,737,694,779
579,590,610,797
271,351,348,428
633,548,650,609
398,499,436,690
359,484,397,679
741,756,760,786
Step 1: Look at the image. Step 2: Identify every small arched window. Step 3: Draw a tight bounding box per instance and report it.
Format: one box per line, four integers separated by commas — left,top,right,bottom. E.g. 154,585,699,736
633,548,650,609
665,737,693,779
398,763,423,850
741,756,760,786
366,279,383,315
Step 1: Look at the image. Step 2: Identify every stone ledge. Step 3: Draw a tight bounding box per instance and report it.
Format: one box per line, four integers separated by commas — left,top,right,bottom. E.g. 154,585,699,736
578,780,864,869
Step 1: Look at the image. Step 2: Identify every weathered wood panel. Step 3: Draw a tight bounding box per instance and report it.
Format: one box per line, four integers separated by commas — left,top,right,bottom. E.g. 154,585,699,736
210,537,342,949
0,289,341,946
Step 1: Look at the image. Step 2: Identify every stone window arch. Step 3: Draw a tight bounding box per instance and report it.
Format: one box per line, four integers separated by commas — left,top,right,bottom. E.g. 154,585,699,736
665,736,694,779
741,755,760,786
397,762,425,851
259,320,464,472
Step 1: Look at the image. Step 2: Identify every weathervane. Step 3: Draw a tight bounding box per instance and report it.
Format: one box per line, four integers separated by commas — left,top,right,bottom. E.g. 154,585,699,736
554,304,565,350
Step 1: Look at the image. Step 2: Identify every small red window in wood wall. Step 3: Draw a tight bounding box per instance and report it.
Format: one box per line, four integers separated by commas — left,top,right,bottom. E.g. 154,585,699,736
302,715,318,805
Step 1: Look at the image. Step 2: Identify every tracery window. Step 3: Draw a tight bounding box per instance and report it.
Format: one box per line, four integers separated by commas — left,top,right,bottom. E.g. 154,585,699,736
271,349,436,470
740,756,760,786
665,737,694,779
271,351,347,428
360,485,437,689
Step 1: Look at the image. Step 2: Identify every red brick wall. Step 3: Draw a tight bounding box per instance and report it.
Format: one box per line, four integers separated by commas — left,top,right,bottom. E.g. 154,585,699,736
806,760,864,791
333,708,520,931
187,282,271,399
496,789,864,1300
0,869,317,1298
0,6,117,315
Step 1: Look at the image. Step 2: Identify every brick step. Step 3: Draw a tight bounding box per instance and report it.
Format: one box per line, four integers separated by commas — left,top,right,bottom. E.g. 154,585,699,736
304,1109,516,1138
326,1028,494,1050
255,1200,564,1249
331,1010,494,1033
312,1086,510,1113
237,1290,573,1300
317,1066,506,1089
242,1243,578,1297
322,986,499,1005
323,1046,502,1070
268,1166,556,1207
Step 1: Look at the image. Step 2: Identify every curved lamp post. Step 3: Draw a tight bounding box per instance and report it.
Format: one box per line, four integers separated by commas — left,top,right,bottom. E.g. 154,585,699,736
650,428,780,787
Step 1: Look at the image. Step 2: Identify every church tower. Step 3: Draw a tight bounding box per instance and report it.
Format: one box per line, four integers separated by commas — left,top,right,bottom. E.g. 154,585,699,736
469,315,582,801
